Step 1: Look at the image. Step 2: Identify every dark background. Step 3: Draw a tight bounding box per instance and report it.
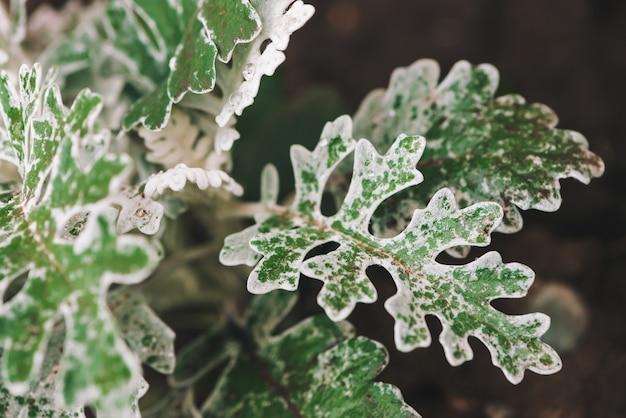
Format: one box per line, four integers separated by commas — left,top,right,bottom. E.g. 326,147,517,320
282,1,626,417
9,0,626,417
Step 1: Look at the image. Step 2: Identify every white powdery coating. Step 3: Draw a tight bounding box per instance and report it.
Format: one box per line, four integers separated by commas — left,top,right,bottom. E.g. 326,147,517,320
215,0,315,131
215,126,240,152
109,187,165,236
220,224,263,267
144,163,243,199
138,109,213,169
215,44,284,127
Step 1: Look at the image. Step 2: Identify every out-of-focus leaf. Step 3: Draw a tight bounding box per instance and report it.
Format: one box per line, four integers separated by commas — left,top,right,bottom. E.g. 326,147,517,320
171,291,419,417
108,288,175,374
0,328,85,418
0,326,148,418
0,64,159,414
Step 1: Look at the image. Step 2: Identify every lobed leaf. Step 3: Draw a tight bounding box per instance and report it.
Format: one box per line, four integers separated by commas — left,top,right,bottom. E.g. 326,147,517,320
0,325,148,418
171,291,419,417
109,0,262,131
108,288,175,375
109,186,165,235
349,59,605,235
221,115,562,383
213,0,316,130
144,163,244,200
0,328,85,418
46,0,314,170
0,64,159,414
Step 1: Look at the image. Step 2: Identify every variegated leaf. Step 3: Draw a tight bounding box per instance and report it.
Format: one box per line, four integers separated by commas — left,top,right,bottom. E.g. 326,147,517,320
111,0,262,131
170,291,419,417
221,115,562,383
108,288,175,374
348,59,604,235
0,64,159,414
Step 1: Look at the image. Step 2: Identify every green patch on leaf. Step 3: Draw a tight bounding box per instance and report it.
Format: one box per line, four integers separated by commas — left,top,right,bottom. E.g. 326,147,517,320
220,115,562,383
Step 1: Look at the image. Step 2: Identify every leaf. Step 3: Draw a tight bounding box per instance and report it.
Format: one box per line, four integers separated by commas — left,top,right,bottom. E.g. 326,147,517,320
144,163,243,199
138,108,215,169
171,291,419,418
110,186,165,235
0,325,148,418
0,65,159,414
108,288,175,374
0,328,85,418
350,59,605,235
220,115,562,383
213,0,316,129
111,0,262,131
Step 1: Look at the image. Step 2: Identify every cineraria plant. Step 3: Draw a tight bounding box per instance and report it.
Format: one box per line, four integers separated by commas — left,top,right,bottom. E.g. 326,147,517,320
0,1,604,417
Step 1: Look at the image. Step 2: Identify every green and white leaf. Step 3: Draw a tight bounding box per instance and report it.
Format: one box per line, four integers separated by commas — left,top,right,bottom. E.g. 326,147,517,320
0,64,159,414
0,324,148,418
107,0,262,131
108,288,175,374
171,291,419,418
0,328,85,418
221,115,562,383
349,59,604,235
212,0,316,130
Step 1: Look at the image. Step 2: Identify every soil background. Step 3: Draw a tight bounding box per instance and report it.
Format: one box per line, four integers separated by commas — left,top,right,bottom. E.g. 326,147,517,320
283,1,626,417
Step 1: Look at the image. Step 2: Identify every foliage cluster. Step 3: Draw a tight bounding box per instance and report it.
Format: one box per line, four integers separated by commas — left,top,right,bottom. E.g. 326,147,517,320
0,1,603,417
